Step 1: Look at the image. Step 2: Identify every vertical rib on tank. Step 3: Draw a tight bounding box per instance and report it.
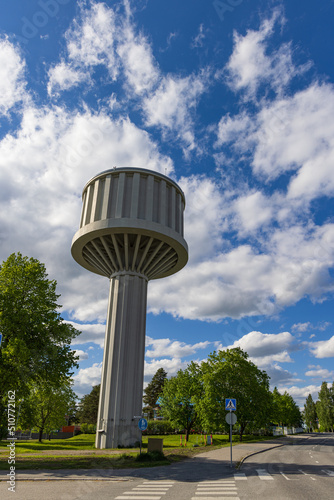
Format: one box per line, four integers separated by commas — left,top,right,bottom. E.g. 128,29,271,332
71,167,188,449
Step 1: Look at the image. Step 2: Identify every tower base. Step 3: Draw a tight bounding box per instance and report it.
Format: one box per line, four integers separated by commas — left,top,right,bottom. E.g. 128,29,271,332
95,273,147,449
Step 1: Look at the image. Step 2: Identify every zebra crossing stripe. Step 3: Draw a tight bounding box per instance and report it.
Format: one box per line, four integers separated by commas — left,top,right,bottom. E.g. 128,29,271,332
256,469,274,480
234,473,247,480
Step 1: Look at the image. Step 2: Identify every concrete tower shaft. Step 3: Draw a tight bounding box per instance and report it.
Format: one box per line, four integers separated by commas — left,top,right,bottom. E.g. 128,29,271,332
71,167,188,448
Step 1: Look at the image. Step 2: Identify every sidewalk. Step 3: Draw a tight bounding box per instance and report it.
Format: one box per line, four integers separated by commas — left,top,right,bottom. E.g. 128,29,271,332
0,435,309,482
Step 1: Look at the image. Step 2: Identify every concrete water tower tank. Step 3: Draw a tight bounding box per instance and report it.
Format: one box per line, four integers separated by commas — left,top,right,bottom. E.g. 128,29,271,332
71,167,188,448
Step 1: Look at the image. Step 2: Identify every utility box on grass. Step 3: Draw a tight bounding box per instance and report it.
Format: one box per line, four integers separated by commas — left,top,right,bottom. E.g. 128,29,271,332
147,438,163,453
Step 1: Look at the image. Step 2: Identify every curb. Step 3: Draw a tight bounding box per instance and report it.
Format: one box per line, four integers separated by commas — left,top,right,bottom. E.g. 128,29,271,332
236,435,311,469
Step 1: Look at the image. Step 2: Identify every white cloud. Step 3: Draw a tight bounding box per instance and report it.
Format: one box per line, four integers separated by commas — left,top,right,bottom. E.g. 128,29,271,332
233,191,273,234
66,2,118,78
308,335,334,358
292,322,312,333
224,9,309,100
305,367,334,379
0,38,27,115
117,25,159,95
226,331,296,358
145,336,210,359
69,321,106,348
276,384,321,407
142,73,208,153
144,358,188,380
72,349,89,360
73,362,102,397
191,24,205,48
47,61,89,96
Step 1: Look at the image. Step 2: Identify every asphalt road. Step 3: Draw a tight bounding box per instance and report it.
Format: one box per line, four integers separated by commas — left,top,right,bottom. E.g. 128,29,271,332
238,432,334,499
1,434,333,500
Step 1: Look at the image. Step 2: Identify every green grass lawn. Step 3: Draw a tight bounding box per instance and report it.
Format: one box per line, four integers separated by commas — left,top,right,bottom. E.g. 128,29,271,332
0,434,96,454
0,433,281,470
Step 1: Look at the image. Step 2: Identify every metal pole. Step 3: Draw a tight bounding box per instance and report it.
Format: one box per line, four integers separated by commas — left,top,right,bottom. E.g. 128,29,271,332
230,410,232,467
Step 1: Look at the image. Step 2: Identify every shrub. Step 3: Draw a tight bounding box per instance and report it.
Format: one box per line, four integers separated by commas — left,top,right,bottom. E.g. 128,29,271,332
146,420,174,435
135,451,167,462
80,423,96,434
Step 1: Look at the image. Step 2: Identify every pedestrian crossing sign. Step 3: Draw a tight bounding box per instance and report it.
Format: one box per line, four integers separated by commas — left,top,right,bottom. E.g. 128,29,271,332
225,398,236,411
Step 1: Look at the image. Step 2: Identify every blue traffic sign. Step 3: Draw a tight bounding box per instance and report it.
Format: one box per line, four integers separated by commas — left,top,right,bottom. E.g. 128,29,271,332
225,398,236,411
138,418,148,431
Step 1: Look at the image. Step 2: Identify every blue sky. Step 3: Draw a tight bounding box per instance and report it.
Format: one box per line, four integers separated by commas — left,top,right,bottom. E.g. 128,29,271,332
1,0,334,408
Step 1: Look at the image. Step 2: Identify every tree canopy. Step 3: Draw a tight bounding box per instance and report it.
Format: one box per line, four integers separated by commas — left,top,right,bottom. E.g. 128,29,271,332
303,393,317,431
198,348,272,440
18,378,77,442
271,387,302,427
160,362,202,440
143,368,167,419
77,384,101,424
0,253,81,439
317,381,334,432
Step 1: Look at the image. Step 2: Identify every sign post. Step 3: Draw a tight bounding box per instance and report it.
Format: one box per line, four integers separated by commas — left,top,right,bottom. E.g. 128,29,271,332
225,399,237,468
138,417,148,454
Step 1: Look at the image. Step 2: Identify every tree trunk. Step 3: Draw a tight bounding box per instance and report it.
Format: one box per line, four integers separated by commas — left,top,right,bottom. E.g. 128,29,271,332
239,422,246,441
38,428,43,442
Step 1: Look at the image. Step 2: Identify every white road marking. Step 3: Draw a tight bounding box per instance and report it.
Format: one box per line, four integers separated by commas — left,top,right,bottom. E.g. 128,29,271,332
298,470,316,481
279,472,291,480
115,497,162,500
134,487,169,490
256,469,274,480
142,482,174,485
197,487,237,490
192,498,240,500
195,493,238,496
129,490,167,494
322,469,334,477
199,482,236,484
234,473,247,480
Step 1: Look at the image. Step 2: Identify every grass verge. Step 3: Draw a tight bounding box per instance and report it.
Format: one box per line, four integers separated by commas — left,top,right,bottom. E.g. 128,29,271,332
0,433,284,470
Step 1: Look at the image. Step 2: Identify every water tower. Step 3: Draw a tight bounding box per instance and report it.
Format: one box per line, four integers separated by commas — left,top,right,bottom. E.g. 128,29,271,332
71,167,188,448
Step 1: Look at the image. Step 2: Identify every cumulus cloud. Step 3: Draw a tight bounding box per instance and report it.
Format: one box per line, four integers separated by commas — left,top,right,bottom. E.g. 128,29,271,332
224,9,310,100
72,349,89,361
73,362,102,397
0,37,27,115
69,321,106,348
142,73,208,153
66,1,118,78
308,335,334,358
225,331,296,359
144,358,188,381
47,61,89,96
305,365,334,379
276,384,322,407
146,336,210,359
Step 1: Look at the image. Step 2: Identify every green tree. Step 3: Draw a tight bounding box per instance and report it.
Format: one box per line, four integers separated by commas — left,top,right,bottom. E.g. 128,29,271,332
18,378,77,442
272,388,302,427
160,362,202,441
317,381,334,431
303,393,317,431
0,253,80,437
143,368,167,419
77,384,101,424
199,348,272,441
